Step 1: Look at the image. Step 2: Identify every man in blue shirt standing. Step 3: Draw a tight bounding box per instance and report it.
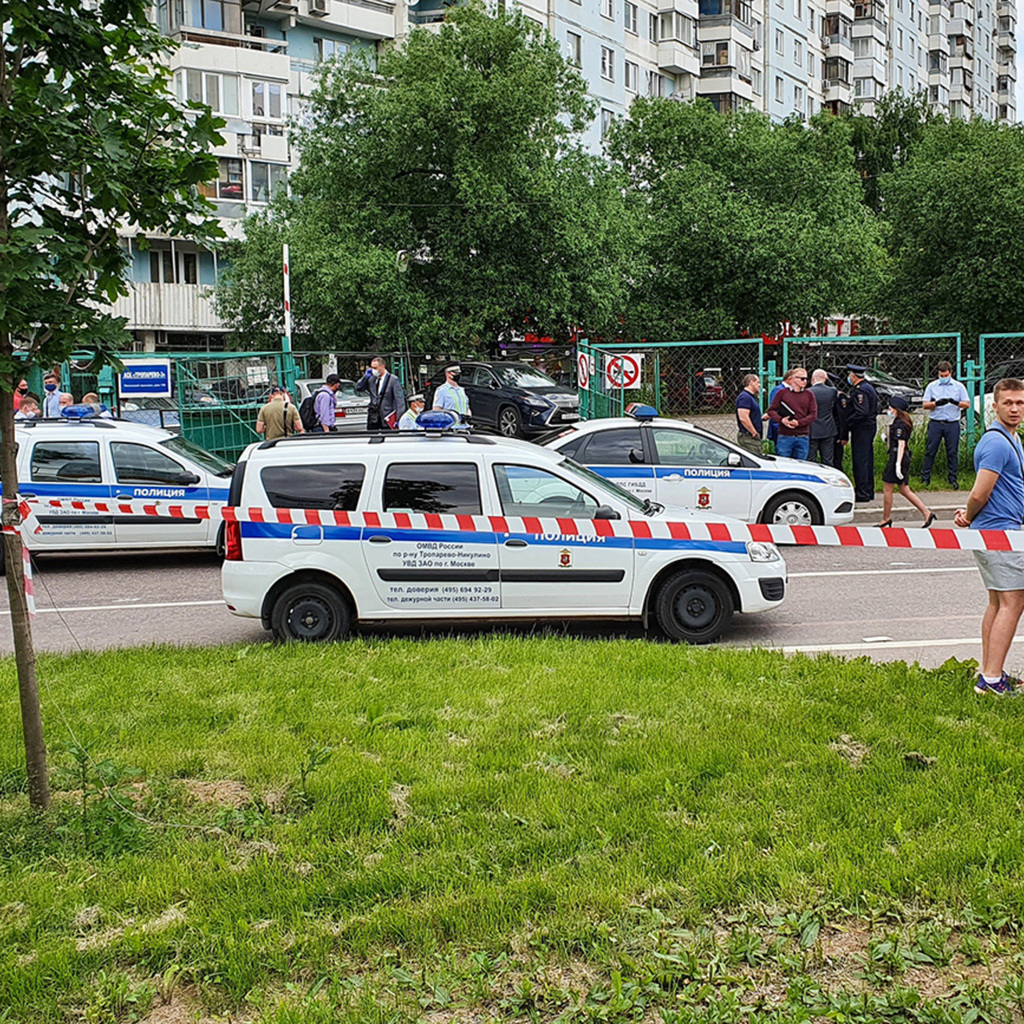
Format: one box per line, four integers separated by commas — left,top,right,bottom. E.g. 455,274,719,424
921,360,969,488
734,374,763,455
954,378,1024,696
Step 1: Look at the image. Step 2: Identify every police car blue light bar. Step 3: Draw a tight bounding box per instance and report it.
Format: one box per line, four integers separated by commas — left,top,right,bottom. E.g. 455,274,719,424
625,403,658,421
60,403,106,419
416,409,459,431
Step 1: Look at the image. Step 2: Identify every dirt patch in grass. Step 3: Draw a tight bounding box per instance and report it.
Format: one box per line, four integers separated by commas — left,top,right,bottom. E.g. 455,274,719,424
389,782,412,830
140,989,224,1024
829,734,871,767
182,779,251,807
75,906,185,952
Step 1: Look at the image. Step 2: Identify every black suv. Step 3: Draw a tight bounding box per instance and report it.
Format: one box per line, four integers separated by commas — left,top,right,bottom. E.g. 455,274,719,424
424,361,580,438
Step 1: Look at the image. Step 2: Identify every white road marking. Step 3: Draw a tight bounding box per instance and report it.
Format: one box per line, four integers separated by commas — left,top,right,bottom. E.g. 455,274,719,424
0,599,223,617
789,566,976,578
772,636,991,654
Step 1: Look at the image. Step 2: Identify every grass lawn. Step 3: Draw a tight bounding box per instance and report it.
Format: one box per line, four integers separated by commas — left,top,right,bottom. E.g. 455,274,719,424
3,638,1024,1023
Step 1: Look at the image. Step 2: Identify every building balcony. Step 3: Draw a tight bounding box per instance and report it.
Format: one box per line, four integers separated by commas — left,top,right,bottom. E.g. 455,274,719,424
307,0,396,39
997,29,1015,49
111,284,226,333
928,33,950,52
659,40,701,73
998,59,1017,79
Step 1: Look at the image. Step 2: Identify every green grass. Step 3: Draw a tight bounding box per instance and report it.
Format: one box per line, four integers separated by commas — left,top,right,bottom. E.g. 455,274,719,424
3,639,1024,1022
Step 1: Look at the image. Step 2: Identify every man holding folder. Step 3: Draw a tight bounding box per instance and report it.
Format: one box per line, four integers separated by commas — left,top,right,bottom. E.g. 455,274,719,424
767,366,818,461
357,355,405,430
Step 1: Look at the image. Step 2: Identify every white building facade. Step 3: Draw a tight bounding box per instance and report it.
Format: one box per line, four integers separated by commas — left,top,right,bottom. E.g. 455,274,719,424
121,0,1016,349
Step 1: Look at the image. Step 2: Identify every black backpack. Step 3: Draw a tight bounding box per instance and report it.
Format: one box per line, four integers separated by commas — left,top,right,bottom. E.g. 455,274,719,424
299,393,319,431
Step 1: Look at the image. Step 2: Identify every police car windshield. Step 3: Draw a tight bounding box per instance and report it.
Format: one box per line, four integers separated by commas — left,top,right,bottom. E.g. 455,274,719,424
161,435,234,477
559,458,649,514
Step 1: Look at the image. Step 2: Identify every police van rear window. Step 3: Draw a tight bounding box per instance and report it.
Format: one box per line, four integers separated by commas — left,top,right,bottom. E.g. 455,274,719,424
383,462,482,515
260,464,365,511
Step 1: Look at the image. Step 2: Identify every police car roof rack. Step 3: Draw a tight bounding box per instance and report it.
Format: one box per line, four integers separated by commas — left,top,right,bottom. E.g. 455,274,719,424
257,431,495,450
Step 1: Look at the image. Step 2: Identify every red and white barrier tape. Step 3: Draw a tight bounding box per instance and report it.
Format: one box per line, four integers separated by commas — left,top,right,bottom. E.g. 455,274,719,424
3,499,36,616
26,497,1024,552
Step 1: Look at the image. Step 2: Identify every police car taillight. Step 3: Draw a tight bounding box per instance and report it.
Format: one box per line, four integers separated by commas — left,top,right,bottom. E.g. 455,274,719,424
224,520,243,561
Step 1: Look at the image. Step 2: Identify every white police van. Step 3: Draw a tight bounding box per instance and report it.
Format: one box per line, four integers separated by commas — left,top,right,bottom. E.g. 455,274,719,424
11,418,232,564
544,406,855,527
221,415,787,644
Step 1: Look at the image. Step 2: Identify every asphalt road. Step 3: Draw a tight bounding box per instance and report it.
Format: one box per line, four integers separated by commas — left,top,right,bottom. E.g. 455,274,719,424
0,531,1006,671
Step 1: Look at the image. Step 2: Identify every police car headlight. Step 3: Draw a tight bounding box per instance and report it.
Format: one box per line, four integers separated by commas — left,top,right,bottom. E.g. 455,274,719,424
823,471,852,488
746,541,781,562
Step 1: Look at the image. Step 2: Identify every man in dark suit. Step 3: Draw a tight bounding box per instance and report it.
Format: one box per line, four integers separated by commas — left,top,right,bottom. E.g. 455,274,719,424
807,369,839,466
356,355,405,430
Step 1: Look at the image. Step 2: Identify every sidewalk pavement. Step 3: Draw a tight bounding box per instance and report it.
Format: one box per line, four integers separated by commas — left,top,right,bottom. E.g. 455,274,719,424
852,490,963,523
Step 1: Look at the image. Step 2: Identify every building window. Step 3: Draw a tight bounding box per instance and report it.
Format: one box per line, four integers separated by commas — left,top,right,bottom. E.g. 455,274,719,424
601,46,615,81
808,4,815,27
624,1,638,32
775,75,784,102
250,162,288,203
601,108,614,137
795,39,803,64
794,85,804,114
186,0,226,31
251,80,282,119
647,70,666,96
314,38,349,60
197,157,244,201
702,41,731,65
567,31,582,66
897,27,903,48
775,28,784,53
180,70,239,116
796,0,802,17
853,37,870,57
602,0,614,18
625,60,639,91
752,67,762,93
649,12,659,41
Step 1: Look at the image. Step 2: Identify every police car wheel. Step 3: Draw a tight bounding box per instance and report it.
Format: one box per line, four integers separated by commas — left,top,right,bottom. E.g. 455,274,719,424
655,570,733,644
271,583,351,643
761,491,822,527
498,406,522,438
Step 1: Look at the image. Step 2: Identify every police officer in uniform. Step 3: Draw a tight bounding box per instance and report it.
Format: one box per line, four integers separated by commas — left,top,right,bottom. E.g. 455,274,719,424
432,363,471,427
845,364,878,502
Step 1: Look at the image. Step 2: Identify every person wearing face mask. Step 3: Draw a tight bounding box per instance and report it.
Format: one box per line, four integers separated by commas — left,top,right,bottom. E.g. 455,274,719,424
432,364,470,427
844,364,879,503
356,356,405,430
13,379,29,412
42,372,62,418
921,360,969,489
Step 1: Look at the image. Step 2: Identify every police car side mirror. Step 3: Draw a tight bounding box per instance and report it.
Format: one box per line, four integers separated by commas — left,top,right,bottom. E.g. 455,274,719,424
727,452,742,467
175,471,201,485
594,504,621,520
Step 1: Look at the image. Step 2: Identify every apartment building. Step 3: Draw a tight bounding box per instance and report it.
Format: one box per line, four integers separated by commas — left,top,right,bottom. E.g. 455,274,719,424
118,0,1015,350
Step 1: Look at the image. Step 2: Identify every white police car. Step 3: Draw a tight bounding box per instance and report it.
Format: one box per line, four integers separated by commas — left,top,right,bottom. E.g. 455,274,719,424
544,406,855,526
11,416,232,564
221,412,787,645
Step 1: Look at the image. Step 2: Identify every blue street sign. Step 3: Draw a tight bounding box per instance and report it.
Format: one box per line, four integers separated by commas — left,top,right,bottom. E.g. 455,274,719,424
118,359,172,398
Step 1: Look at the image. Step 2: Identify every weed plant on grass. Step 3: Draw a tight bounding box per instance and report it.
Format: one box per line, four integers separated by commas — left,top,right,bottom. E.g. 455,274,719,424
2,639,1024,1022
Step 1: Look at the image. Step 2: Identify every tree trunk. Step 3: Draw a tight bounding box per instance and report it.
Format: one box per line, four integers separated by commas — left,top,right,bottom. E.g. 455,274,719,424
0,357,49,810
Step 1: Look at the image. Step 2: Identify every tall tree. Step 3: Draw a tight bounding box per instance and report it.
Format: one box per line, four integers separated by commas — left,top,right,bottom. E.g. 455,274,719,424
0,0,222,808
880,118,1024,341
606,100,887,342
216,2,631,352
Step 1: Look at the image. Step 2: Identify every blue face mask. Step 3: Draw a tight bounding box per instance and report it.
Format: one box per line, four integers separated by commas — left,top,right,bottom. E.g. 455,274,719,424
44,383,57,392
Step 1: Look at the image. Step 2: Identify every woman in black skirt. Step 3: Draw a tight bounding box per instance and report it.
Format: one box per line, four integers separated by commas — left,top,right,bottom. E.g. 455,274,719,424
877,395,936,528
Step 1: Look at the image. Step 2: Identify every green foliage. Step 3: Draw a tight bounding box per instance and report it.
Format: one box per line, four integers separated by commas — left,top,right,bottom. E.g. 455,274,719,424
606,101,887,341
879,118,1024,342
217,2,629,352
0,0,223,378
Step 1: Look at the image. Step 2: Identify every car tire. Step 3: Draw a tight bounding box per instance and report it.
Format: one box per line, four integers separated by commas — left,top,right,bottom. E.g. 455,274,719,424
498,405,522,438
654,569,733,644
215,522,226,560
270,582,351,643
761,491,822,527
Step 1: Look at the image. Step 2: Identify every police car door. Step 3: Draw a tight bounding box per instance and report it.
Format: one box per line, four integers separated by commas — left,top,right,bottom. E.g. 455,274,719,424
492,462,632,613
575,426,655,502
23,437,114,547
651,427,752,520
362,457,501,613
109,441,210,546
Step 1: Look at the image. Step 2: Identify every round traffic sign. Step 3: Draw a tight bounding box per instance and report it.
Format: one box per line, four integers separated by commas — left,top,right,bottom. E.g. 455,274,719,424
577,351,590,391
605,353,641,389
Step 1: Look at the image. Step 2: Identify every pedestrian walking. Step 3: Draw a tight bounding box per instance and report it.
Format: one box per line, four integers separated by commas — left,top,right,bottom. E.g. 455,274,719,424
734,374,763,455
921,360,969,488
356,356,405,430
807,369,839,466
432,364,470,427
954,378,1024,696
256,386,303,440
766,367,817,461
876,396,935,528
844,365,879,502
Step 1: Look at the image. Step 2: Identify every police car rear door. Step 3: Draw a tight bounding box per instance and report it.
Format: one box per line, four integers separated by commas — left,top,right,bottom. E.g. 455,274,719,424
109,440,210,546
575,426,654,502
361,456,501,613
491,462,633,613
650,427,753,520
22,434,115,547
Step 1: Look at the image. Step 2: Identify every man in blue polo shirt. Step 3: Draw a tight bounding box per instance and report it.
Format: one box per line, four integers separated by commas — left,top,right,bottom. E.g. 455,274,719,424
955,378,1024,696
921,361,969,488
734,374,763,455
